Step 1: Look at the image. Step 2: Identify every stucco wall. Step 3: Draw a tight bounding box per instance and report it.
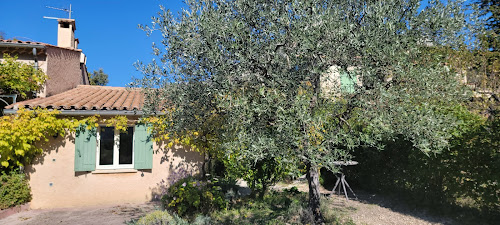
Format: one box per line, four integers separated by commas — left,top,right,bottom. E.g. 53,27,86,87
45,47,84,97
26,135,203,209
0,53,48,73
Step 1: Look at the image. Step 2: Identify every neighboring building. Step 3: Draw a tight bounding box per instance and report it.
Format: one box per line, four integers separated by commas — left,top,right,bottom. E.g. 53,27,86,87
321,65,361,98
0,18,89,101
4,85,203,209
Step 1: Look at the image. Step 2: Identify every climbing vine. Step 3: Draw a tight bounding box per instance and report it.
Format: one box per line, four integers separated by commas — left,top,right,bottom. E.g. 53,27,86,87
0,108,79,169
0,109,138,171
141,113,201,151
104,115,129,132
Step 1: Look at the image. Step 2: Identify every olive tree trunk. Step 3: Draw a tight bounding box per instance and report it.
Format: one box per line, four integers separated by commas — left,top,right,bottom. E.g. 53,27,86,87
306,162,325,224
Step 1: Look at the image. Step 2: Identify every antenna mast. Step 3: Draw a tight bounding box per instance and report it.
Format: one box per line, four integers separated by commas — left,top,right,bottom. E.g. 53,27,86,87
44,4,73,20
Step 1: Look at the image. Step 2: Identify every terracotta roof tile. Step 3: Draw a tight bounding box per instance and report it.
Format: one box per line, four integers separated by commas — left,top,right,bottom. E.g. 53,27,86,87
0,39,82,52
112,90,131,110
6,85,145,111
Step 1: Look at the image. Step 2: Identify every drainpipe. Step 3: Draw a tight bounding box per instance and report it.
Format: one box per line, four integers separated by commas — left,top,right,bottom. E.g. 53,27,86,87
32,48,38,98
32,47,38,70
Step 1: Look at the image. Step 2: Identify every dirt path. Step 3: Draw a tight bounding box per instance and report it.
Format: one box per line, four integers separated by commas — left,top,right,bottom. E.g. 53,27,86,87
324,192,456,225
275,180,457,225
0,202,158,225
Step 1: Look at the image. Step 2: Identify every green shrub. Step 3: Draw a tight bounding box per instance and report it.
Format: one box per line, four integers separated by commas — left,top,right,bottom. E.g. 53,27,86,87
0,170,31,209
135,210,188,225
134,210,212,225
283,186,300,195
162,176,226,217
210,190,347,224
351,111,500,214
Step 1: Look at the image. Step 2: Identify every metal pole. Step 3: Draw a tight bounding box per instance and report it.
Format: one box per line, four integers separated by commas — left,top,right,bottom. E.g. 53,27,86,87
344,178,358,200
341,174,349,200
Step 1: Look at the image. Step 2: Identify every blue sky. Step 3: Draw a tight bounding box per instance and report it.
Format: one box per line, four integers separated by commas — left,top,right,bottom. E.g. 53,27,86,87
0,0,184,87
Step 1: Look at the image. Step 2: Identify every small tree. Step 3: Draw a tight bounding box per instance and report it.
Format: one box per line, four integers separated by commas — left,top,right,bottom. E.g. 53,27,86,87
137,0,480,222
89,68,109,86
0,54,47,98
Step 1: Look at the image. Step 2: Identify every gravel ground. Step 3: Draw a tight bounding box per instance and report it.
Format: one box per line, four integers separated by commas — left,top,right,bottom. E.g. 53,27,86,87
275,180,457,225
324,192,455,225
0,202,159,225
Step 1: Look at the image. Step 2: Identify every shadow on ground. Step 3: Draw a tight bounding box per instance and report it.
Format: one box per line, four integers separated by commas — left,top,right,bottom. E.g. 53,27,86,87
0,202,160,225
326,185,498,225
319,168,499,225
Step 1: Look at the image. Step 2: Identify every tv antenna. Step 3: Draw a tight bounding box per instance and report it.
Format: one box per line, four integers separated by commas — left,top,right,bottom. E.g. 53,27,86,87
43,4,73,20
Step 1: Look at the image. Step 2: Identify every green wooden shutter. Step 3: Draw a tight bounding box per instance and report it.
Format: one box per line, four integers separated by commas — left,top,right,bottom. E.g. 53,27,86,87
74,126,97,172
340,71,356,94
134,124,153,169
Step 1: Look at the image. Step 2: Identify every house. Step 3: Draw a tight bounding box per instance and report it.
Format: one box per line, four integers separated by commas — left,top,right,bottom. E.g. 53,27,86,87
0,18,89,106
321,65,361,98
3,85,203,209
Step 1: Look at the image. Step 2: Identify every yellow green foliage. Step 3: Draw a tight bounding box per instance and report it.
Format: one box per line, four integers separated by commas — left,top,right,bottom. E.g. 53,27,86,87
79,115,100,130
142,113,201,151
104,115,128,132
0,54,48,97
0,109,132,170
0,108,79,169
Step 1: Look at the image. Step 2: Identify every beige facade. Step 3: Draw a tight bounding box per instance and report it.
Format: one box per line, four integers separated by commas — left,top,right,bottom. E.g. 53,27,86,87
27,134,203,209
57,19,76,49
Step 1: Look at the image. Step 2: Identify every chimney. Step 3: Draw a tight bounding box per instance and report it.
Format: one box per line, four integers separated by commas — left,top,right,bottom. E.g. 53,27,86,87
57,19,76,48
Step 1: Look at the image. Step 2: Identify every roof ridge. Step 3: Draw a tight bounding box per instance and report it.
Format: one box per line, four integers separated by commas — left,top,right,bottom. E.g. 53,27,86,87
0,39,82,52
5,86,147,111
76,85,142,90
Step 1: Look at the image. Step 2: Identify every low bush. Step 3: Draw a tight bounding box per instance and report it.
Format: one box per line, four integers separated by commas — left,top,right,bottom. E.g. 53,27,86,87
133,210,211,225
0,170,31,209
135,210,187,225
210,190,348,224
161,176,226,217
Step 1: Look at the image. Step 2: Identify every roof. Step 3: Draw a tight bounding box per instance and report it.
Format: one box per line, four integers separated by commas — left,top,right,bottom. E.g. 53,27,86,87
5,85,144,112
0,39,82,52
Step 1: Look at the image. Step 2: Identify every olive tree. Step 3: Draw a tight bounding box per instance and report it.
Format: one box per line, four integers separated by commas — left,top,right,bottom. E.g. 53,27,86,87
136,0,479,222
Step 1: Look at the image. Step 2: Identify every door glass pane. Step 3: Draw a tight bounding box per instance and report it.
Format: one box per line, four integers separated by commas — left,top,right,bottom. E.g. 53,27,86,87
119,127,134,164
99,127,114,165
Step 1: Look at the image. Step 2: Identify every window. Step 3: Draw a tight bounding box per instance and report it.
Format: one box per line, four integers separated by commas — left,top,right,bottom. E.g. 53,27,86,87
96,126,134,169
340,71,357,94
75,123,153,172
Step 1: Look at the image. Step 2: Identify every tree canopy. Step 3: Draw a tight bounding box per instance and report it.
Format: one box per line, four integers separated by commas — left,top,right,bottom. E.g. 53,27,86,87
0,54,47,98
477,0,500,51
89,68,109,86
136,0,480,222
